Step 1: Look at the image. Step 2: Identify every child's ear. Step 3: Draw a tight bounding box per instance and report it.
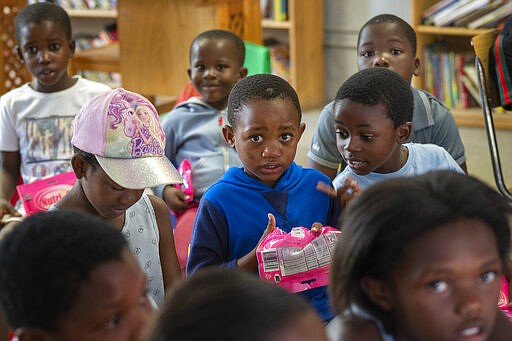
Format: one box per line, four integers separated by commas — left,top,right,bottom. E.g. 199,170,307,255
298,122,306,139
239,67,248,79
68,39,76,58
413,56,421,77
71,154,87,179
15,327,53,341
396,122,412,144
15,46,24,64
187,68,192,81
360,276,393,311
222,125,235,147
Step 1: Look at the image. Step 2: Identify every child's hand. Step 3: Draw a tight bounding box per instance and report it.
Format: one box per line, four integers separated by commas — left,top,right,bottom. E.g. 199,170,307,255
311,222,323,236
317,177,361,209
163,186,190,212
0,199,20,227
257,213,276,246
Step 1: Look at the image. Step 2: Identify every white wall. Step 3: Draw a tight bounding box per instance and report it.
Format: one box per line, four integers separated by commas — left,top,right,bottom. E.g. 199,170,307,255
324,0,412,99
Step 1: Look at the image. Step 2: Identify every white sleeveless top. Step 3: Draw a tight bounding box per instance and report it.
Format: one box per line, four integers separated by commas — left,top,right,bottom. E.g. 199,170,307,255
122,194,165,307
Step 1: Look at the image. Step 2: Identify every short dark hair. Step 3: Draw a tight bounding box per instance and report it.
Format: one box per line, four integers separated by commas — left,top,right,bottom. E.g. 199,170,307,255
334,67,413,128
357,14,417,56
148,268,316,341
73,146,99,169
227,73,302,127
0,210,127,331
329,170,512,332
15,2,72,42
189,29,245,65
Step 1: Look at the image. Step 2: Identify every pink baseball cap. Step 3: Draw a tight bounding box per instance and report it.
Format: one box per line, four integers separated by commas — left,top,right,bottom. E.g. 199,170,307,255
71,88,182,189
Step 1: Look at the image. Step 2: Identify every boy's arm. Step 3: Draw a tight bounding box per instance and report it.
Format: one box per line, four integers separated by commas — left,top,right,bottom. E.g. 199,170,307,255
186,199,234,275
307,101,342,180
148,195,182,288
0,151,21,218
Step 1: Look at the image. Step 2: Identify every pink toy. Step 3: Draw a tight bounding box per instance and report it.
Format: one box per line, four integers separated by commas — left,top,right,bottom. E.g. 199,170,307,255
498,276,512,320
173,159,194,203
16,171,76,215
257,226,340,293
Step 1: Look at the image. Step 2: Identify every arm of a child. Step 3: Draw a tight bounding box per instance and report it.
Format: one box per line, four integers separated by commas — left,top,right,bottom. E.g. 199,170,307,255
337,315,384,341
0,151,21,220
162,185,189,212
316,177,361,210
148,195,182,288
236,213,276,272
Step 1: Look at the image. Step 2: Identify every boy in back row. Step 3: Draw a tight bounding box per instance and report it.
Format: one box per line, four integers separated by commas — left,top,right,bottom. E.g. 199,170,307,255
187,74,340,322
0,2,110,220
155,30,246,272
308,14,467,179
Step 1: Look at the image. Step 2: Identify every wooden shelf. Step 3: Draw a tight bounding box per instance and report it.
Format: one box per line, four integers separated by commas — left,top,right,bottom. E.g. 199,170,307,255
452,107,512,130
416,25,495,37
66,9,117,18
261,19,291,30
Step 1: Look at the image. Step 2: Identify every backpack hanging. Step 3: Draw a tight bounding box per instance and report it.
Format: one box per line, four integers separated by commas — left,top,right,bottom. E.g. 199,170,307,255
490,15,512,110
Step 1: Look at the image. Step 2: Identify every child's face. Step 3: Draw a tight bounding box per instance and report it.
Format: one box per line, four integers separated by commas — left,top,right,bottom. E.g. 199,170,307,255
51,248,153,341
223,99,305,188
334,99,409,175
384,218,502,341
357,22,420,83
188,38,247,110
77,157,144,224
16,20,75,93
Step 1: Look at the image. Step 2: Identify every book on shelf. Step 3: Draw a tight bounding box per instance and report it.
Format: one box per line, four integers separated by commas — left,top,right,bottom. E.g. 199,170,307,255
52,0,117,10
467,1,512,29
452,1,503,27
422,0,460,22
429,0,491,27
260,0,288,21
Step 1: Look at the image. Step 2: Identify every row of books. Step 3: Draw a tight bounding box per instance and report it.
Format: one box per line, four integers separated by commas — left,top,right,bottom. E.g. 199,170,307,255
422,43,480,109
264,38,290,82
260,0,288,22
74,22,118,51
28,0,116,10
422,0,512,29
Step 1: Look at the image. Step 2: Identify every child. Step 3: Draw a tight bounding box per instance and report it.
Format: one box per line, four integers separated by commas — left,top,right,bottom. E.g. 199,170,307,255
0,2,111,221
54,88,182,307
0,210,154,340
328,67,462,191
155,29,247,273
187,74,340,321
147,268,328,341
328,170,512,340
307,14,466,180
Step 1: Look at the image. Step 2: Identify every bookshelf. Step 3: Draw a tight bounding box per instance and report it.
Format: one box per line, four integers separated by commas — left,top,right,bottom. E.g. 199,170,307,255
412,0,512,129
261,0,325,109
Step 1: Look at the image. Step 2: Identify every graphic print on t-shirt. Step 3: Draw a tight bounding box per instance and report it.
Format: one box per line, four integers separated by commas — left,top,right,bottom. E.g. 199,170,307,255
25,116,75,163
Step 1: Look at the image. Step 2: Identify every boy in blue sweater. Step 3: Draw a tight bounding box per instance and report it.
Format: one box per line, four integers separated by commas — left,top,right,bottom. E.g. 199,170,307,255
187,74,340,322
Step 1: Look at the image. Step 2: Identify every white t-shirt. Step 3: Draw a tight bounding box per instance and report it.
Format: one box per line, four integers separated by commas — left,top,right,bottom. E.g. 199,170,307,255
0,77,110,184
333,143,464,190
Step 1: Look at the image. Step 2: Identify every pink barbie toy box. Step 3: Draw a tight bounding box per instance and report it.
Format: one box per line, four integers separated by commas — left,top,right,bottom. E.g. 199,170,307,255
257,226,340,293
498,276,512,320
16,171,76,215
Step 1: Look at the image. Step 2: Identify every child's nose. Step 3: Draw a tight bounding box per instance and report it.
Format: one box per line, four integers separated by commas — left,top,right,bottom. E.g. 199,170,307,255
203,67,217,79
262,141,281,158
120,189,144,206
373,54,389,67
454,287,482,319
38,49,50,64
343,137,361,152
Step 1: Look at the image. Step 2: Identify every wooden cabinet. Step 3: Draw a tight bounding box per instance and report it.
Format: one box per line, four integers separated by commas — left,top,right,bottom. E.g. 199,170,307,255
412,0,512,129
262,0,325,109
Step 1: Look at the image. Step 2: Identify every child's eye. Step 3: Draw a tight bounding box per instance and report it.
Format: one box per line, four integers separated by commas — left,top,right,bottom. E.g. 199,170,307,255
104,313,122,330
249,135,262,143
110,185,124,191
391,48,403,55
49,43,61,51
195,65,206,72
281,133,292,141
335,128,349,139
216,64,228,71
428,280,448,293
361,134,374,142
26,46,38,54
480,271,497,284
360,50,374,58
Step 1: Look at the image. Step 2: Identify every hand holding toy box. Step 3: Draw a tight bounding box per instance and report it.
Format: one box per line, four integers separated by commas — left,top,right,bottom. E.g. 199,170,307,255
257,225,340,293
16,171,76,215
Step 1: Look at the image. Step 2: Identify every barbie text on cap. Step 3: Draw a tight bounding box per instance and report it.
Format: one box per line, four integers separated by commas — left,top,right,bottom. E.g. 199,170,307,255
71,88,182,189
